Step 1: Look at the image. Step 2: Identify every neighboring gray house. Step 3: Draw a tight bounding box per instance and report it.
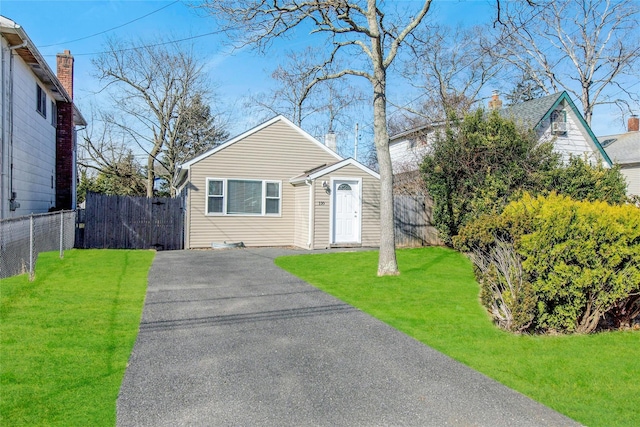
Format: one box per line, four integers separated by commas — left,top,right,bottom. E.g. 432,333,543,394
389,91,612,174
599,116,640,196
175,115,381,250
0,16,86,219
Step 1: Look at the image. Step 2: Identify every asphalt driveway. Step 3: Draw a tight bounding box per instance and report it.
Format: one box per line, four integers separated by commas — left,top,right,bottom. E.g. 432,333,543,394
116,248,580,426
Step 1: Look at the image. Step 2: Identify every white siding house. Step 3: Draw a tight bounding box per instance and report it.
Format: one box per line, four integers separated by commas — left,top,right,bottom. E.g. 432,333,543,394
0,16,86,219
389,92,612,174
600,116,640,196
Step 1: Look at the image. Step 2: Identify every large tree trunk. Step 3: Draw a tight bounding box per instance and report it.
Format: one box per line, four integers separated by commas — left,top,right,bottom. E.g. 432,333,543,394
146,156,155,198
372,68,399,276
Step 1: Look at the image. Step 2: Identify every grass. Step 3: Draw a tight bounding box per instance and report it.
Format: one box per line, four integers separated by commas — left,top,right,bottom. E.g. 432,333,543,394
1,249,155,426
276,247,640,427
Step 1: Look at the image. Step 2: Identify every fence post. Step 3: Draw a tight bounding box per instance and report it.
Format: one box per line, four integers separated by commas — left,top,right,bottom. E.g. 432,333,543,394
29,214,34,281
60,211,64,259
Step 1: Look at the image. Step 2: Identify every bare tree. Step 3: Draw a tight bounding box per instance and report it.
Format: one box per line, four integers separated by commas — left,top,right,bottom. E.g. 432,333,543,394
248,47,325,127
393,24,501,128
195,0,437,275
247,47,366,158
491,0,640,125
78,110,146,195
93,38,224,197
160,93,229,191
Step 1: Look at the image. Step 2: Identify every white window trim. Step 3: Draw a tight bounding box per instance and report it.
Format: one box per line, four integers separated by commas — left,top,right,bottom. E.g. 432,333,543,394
205,178,282,217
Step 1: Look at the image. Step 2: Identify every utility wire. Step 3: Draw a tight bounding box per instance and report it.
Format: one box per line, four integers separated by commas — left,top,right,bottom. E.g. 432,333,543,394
39,0,181,47
44,29,227,57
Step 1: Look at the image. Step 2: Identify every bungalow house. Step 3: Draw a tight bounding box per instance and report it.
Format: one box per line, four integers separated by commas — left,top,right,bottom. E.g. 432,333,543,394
175,115,381,250
390,91,612,175
599,116,640,196
0,16,86,219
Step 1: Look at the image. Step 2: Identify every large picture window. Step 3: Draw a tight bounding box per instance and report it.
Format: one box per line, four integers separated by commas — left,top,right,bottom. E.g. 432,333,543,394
207,178,281,216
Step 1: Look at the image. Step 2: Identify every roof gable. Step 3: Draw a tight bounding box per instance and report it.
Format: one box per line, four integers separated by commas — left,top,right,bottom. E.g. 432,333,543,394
180,115,341,169
500,92,611,166
290,158,380,183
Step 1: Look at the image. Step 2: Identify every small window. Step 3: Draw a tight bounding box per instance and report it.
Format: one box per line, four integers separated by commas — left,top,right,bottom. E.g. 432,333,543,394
207,179,224,214
51,101,57,127
338,183,352,191
550,110,566,123
265,182,280,214
36,85,46,118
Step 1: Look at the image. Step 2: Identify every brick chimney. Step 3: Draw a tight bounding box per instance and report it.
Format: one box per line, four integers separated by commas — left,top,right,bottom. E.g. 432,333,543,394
55,50,75,210
629,115,639,132
56,50,74,99
488,90,502,110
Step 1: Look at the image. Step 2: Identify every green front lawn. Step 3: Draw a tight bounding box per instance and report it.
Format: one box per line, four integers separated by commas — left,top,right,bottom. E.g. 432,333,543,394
1,249,155,426
276,247,640,427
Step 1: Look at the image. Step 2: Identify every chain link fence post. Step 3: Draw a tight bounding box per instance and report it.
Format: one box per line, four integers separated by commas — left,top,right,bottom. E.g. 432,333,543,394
29,214,35,281
1,210,76,280
59,211,64,259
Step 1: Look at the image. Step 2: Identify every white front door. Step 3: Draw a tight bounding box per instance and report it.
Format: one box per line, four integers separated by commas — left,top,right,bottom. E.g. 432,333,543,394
332,179,360,244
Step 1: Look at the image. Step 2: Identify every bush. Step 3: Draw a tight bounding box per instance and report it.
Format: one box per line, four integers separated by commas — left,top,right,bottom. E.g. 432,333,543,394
548,156,628,205
421,109,559,245
456,193,640,333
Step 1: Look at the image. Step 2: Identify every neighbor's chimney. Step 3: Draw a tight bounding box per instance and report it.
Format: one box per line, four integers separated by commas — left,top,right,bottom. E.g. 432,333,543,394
56,49,74,99
55,50,75,210
488,90,502,110
628,114,639,132
325,131,337,152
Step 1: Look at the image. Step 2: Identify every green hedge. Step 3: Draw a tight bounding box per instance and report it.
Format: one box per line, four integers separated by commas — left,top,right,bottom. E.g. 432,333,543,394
455,193,640,333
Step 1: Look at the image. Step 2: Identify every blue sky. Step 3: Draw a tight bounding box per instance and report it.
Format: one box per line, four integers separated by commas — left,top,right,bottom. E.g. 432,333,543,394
0,1,500,133
0,0,630,146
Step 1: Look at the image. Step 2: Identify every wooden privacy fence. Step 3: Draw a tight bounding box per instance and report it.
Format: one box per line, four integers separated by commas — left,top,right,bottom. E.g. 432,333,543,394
393,195,441,247
82,192,184,250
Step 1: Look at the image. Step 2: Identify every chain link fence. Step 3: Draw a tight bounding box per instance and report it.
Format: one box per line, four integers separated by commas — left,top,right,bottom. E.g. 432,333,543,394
0,210,76,280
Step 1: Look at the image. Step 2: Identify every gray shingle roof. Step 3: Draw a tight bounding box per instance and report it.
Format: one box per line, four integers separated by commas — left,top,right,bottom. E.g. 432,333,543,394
599,132,640,164
499,92,564,130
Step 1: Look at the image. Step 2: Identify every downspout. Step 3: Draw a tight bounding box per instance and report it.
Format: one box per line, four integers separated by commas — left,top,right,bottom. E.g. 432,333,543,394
7,41,27,213
1,43,6,218
305,178,315,249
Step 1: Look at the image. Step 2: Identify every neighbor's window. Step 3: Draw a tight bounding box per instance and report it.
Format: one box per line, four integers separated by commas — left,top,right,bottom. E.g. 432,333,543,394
51,101,57,127
206,178,281,216
550,110,566,123
36,84,46,118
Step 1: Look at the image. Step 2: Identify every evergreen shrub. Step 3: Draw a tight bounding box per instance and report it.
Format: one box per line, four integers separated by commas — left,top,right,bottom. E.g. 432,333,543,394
456,193,640,333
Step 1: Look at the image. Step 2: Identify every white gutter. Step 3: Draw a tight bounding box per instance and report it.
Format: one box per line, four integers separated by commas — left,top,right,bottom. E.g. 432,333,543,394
305,178,315,249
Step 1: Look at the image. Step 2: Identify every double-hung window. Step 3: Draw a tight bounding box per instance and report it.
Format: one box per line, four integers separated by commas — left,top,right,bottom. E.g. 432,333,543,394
207,178,281,216
36,84,46,118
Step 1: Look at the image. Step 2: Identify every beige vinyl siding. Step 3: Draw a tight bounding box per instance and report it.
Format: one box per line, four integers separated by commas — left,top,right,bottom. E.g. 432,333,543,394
187,120,338,248
360,171,381,247
293,184,310,248
312,164,380,248
313,180,332,249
